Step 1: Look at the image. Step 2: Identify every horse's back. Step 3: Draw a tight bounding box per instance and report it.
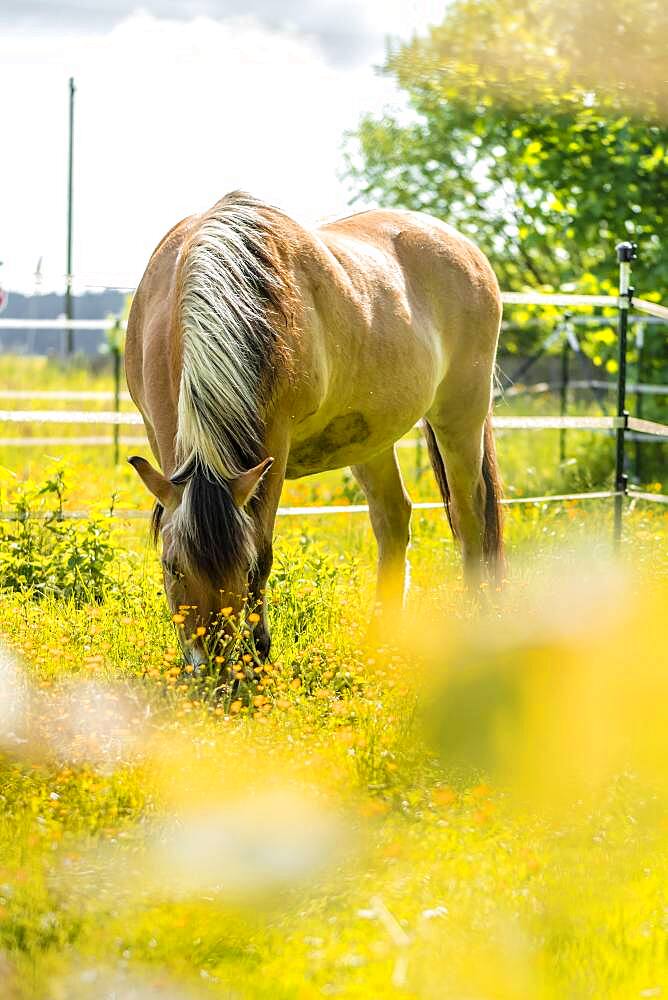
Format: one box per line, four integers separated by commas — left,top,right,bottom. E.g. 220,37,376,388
280,208,502,475
318,207,501,323
126,197,502,478
310,206,502,389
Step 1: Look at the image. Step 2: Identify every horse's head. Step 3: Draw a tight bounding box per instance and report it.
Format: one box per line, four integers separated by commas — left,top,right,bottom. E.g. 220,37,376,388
129,455,273,668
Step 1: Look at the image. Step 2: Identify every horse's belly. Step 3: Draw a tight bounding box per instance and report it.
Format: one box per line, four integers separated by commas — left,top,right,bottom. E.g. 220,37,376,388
285,407,424,478
285,279,446,477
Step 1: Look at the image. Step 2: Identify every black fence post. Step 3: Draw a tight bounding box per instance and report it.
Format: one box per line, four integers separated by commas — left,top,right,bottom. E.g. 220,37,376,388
559,318,571,464
614,242,637,547
111,319,122,466
634,322,645,484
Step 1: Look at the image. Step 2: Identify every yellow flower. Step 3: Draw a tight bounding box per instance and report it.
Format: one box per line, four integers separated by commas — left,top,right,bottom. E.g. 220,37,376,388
229,700,242,714
433,787,457,808
221,606,234,617
172,614,185,625
248,612,260,624
195,626,206,637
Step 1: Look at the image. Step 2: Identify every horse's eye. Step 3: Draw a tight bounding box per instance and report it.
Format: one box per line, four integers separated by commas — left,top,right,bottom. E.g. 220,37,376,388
162,559,181,578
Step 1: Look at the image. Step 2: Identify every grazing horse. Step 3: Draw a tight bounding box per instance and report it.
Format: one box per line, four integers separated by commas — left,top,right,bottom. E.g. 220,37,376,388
126,192,504,666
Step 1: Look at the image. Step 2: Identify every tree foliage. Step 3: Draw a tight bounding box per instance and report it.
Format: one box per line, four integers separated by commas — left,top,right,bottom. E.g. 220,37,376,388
347,0,668,296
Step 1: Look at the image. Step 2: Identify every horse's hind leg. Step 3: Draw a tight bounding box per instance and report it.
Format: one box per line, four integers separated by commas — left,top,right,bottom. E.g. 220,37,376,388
425,404,491,591
351,447,412,616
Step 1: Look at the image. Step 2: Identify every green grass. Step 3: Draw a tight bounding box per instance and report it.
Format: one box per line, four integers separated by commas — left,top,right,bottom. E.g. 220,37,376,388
0,355,667,998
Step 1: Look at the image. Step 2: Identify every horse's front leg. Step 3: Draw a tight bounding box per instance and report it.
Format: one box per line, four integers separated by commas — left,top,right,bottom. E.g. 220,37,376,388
248,541,274,660
248,442,287,660
351,447,412,622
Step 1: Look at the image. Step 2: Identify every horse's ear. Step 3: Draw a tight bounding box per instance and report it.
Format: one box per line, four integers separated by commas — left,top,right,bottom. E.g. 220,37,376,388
229,457,274,508
128,456,179,506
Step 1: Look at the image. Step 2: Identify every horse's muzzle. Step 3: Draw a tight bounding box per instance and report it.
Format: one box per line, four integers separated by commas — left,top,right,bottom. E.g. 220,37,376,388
186,643,210,674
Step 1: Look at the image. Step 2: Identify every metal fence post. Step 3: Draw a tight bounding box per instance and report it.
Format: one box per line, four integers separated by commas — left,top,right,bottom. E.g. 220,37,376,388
111,318,122,466
559,319,570,464
634,322,645,484
614,241,637,547
65,77,76,357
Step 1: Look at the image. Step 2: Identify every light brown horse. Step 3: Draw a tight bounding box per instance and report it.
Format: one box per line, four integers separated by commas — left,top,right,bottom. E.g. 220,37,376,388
126,192,503,666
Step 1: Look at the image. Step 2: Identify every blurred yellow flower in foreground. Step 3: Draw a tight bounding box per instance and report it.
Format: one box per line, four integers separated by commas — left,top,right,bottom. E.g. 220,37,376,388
419,557,668,814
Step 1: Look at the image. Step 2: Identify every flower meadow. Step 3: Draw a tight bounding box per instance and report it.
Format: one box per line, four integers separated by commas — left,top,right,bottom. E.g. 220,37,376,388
0,360,667,998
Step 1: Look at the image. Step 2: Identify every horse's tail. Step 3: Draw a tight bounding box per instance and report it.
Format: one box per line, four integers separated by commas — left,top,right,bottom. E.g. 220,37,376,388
423,419,456,541
481,411,505,582
423,415,505,581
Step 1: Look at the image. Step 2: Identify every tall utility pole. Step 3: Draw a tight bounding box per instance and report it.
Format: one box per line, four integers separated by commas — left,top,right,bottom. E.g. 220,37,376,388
65,77,75,356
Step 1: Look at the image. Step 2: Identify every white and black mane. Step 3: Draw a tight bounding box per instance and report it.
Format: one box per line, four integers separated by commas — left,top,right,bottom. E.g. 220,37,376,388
152,192,294,582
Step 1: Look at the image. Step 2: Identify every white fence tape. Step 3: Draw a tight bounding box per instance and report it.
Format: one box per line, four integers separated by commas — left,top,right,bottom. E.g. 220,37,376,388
496,380,668,397
633,298,668,322
0,379,664,409
0,410,143,425
0,491,625,522
500,292,617,308
0,390,133,402
1,380,664,404
0,410,624,431
626,416,668,438
3,432,662,449
0,290,665,340
0,318,119,330
0,289,633,339
628,490,668,504
0,436,147,448
274,492,622,515
494,415,621,430
0,382,663,405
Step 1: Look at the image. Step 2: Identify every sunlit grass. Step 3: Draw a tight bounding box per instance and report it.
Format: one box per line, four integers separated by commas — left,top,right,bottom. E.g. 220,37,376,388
1,499,666,998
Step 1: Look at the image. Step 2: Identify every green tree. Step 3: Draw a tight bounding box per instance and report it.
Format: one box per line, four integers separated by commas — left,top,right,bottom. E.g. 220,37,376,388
347,0,668,296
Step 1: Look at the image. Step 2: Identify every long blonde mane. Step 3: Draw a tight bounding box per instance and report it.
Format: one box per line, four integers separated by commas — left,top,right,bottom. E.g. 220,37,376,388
174,191,293,481
167,192,294,583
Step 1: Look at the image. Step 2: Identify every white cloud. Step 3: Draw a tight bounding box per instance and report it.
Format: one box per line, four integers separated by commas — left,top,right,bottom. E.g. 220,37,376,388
0,7,435,293
2,1,445,66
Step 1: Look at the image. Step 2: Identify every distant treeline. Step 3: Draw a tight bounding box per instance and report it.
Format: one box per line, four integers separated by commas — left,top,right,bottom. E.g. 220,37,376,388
2,289,126,320
0,289,127,356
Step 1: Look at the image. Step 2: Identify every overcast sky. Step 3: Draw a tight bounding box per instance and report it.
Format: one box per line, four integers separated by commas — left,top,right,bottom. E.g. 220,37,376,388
1,1,443,294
